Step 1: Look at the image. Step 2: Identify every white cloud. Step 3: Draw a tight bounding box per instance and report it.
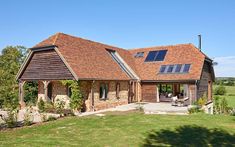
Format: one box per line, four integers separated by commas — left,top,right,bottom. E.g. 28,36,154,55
213,56,235,77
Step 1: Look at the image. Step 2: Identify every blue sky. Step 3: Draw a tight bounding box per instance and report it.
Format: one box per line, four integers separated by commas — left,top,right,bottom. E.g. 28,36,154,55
0,0,235,77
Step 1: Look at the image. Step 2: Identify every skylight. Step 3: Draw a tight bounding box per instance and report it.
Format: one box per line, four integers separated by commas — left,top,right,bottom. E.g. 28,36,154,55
135,52,144,58
159,64,191,74
145,50,167,62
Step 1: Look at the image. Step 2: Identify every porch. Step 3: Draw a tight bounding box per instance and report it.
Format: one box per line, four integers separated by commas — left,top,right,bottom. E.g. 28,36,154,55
141,82,197,105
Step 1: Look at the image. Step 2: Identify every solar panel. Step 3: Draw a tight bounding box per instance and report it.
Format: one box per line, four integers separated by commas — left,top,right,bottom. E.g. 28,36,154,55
159,64,191,74
155,50,167,61
160,65,166,73
183,64,191,73
145,50,167,62
167,65,174,73
175,64,182,73
145,51,157,61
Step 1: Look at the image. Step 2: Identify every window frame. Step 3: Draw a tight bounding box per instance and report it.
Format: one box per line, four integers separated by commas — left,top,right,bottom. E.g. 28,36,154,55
99,82,109,100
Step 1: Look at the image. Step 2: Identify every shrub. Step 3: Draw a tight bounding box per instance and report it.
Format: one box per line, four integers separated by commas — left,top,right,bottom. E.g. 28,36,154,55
213,96,220,114
23,107,33,126
55,99,65,116
196,93,207,107
2,110,18,128
220,97,229,114
40,113,47,122
188,106,202,114
44,102,55,113
61,80,84,112
37,99,45,113
214,85,226,95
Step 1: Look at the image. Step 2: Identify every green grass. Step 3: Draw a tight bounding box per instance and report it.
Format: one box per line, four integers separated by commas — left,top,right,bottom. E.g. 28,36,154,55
0,112,235,146
213,85,235,107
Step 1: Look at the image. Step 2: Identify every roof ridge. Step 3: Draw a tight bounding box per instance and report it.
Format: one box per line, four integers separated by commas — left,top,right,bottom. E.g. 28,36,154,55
129,43,193,51
53,32,60,45
57,32,127,51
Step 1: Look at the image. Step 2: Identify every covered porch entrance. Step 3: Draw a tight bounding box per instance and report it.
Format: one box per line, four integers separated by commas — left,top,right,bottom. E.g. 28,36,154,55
141,82,197,105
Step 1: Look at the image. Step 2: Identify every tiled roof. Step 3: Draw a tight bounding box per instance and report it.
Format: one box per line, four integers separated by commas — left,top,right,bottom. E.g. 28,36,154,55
128,44,206,81
35,33,137,80
34,33,210,81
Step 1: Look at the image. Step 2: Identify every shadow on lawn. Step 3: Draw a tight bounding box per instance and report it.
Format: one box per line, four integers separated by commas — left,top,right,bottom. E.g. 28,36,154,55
143,125,235,147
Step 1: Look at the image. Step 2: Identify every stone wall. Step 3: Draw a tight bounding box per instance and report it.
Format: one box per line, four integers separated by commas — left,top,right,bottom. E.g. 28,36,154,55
38,81,70,108
38,80,129,112
81,81,129,111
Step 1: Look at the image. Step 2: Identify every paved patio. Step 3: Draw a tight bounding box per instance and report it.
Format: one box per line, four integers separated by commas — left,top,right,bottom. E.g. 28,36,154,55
0,102,189,124
79,102,189,116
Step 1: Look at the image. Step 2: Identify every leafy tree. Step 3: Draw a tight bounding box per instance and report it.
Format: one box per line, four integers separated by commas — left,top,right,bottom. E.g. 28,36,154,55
214,85,227,95
24,81,38,105
0,46,27,109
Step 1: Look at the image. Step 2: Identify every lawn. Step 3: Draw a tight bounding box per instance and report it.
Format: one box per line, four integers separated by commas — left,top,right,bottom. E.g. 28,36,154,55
213,85,235,107
0,112,235,146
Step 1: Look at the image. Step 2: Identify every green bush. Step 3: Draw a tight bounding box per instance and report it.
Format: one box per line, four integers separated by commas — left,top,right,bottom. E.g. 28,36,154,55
213,96,231,115
61,80,84,112
214,85,226,95
24,82,38,106
213,96,220,114
38,99,45,113
197,93,207,107
44,102,55,113
2,110,18,128
55,99,65,116
220,97,229,114
23,107,33,126
188,106,202,114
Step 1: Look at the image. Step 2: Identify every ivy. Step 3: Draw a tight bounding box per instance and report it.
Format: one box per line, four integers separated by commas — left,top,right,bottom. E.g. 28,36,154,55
61,80,83,111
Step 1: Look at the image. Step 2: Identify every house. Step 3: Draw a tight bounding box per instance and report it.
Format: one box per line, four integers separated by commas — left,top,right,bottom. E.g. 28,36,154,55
16,33,215,111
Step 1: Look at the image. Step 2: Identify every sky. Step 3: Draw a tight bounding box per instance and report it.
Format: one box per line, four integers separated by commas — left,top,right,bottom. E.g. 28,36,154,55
0,0,235,77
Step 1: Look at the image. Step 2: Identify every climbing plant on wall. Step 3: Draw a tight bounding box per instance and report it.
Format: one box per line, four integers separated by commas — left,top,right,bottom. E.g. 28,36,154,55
61,80,84,111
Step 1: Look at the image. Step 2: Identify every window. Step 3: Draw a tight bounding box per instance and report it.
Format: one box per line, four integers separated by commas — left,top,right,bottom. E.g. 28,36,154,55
135,52,144,58
100,83,108,100
145,50,167,62
160,65,167,73
175,64,182,73
183,64,191,73
66,84,72,97
108,49,137,79
167,65,174,73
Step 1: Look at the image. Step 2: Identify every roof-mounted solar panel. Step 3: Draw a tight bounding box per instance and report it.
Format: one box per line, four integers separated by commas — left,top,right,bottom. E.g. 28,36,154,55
145,50,167,62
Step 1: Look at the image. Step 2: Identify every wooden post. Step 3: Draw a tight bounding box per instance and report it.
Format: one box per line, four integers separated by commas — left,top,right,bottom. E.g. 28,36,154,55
137,81,142,102
156,85,160,102
19,80,26,109
43,81,50,101
91,80,95,111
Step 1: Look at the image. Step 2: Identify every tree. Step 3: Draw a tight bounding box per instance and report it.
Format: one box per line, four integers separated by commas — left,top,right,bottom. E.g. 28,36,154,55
0,46,27,109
